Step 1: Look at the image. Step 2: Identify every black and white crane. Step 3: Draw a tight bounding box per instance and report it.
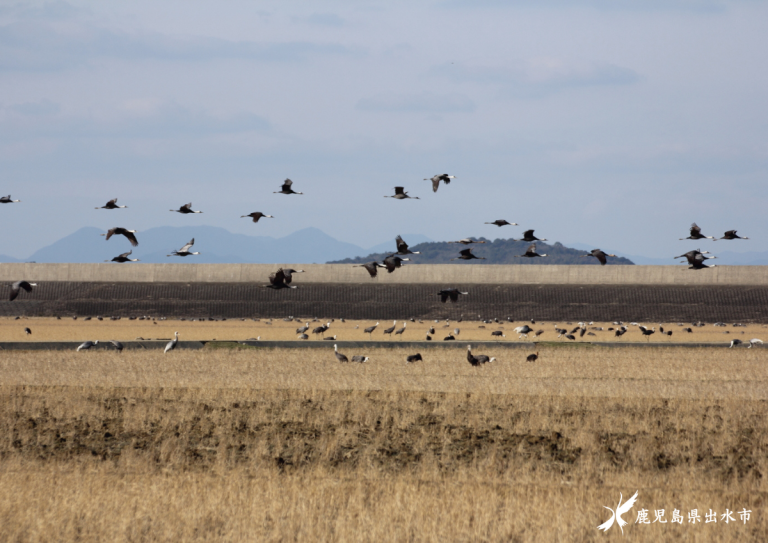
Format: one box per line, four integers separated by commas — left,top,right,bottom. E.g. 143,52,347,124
9,280,36,301
719,230,749,240
382,254,410,273
102,227,138,247
265,268,304,289
355,261,387,278
170,203,203,214
385,186,419,200
96,198,127,210
437,288,468,303
514,230,547,242
351,355,369,363
363,322,379,338
639,326,655,340
396,235,420,255
406,353,423,363
424,173,455,193
167,238,199,257
680,223,714,241
313,322,331,338
485,219,517,227
526,352,539,363
394,322,407,339
451,248,485,261
0,195,20,203
449,238,487,245
674,249,715,267
241,212,274,223
580,249,615,266
110,340,124,352
334,344,349,363
105,250,139,263
514,243,547,258
274,179,303,195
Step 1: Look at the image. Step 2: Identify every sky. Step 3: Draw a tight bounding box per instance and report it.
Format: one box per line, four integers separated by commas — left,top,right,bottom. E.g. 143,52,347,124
0,0,766,260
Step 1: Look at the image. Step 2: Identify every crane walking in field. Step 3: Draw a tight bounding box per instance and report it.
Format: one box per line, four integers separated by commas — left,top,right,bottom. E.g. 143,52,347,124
164,332,179,353
334,344,349,363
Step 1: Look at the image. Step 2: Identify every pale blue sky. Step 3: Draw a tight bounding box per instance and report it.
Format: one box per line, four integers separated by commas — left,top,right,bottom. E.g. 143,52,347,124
0,0,766,259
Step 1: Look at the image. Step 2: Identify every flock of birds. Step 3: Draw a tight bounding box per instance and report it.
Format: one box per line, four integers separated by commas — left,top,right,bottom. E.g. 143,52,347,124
2,178,757,358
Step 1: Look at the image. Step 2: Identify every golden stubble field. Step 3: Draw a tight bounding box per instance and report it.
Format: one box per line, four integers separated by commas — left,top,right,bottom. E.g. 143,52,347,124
0,346,767,541
1,317,765,344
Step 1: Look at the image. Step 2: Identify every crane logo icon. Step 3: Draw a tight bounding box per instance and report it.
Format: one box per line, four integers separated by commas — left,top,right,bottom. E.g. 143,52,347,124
597,491,639,534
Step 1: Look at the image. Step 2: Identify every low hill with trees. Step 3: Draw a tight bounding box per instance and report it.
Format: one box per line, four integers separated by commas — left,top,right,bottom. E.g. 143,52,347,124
328,237,635,265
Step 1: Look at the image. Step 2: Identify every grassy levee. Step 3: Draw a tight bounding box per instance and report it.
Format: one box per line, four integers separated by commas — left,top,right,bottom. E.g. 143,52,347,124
0,347,767,541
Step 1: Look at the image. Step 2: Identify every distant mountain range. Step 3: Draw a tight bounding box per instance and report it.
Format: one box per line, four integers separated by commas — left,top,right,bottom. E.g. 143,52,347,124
0,226,431,264
329,238,635,265
0,225,764,265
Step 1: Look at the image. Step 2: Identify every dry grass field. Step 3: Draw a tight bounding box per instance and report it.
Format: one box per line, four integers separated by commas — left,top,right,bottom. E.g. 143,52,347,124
1,316,765,344
0,346,767,541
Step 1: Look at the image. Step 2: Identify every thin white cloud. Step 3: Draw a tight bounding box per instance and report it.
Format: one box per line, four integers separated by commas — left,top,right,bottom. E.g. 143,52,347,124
357,92,475,113
433,59,639,97
0,21,361,71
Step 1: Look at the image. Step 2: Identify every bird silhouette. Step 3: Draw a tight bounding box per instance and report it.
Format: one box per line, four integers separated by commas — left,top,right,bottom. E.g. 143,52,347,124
597,491,639,534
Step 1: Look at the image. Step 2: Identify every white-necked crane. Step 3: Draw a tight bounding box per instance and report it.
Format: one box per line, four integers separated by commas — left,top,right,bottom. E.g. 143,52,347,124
394,322,407,339
719,230,749,240
467,345,492,366
396,235,420,255
451,248,485,261
748,338,763,348
102,227,138,247
688,252,717,270
437,288,468,303
334,344,349,363
96,198,127,210
167,238,199,257
491,330,505,338
514,325,533,338
485,220,517,227
675,249,715,266
449,238,487,245
424,173,455,193
24,327,31,335
514,230,547,242
323,335,337,341
274,179,303,195
680,223,714,241
639,326,655,340
0,195,20,203
296,322,310,334
383,320,397,338
164,331,179,353
110,340,124,352
298,333,309,340
105,250,139,263
170,203,203,214
514,243,547,258
10,280,36,301
76,340,98,351
355,261,387,278
730,339,743,348
406,353,423,363
351,355,369,363
364,322,379,338
444,334,455,341
581,249,615,266
385,186,419,200
241,212,274,223
269,268,303,289
383,254,410,273
313,322,331,338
